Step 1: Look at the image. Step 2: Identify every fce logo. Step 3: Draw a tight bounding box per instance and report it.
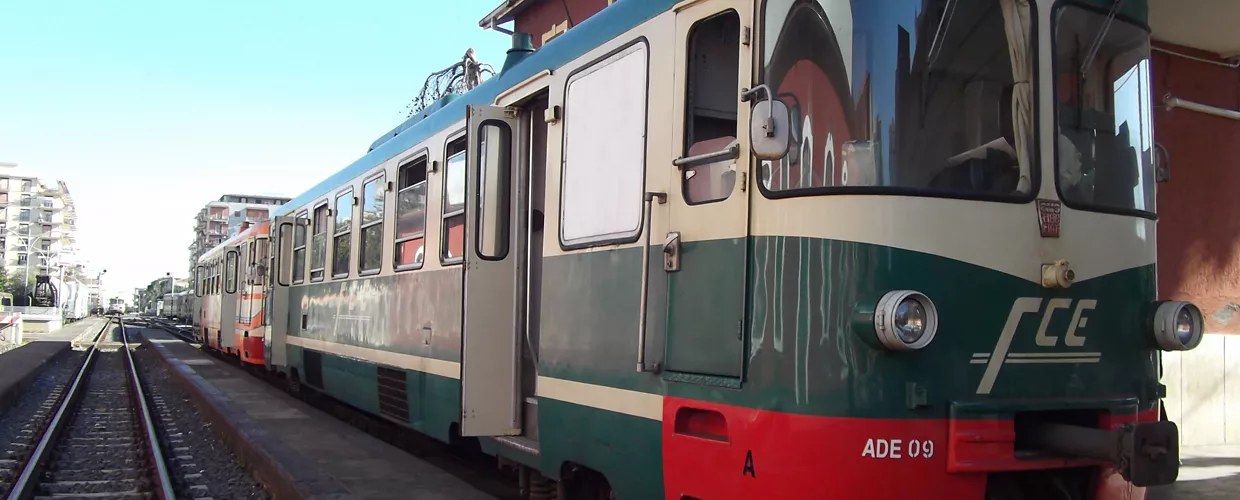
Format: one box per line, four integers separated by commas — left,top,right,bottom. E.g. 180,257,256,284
974,297,1100,395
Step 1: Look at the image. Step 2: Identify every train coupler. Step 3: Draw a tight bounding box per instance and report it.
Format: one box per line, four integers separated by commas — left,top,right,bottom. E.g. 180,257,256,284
1025,420,1180,486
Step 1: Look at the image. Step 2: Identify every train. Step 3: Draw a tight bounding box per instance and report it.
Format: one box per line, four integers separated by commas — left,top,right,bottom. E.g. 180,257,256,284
198,220,269,366
159,291,195,324
105,297,126,316
187,0,1199,498
60,279,90,322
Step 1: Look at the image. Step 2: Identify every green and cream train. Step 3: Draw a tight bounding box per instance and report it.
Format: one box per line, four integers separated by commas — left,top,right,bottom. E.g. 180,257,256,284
196,0,1203,497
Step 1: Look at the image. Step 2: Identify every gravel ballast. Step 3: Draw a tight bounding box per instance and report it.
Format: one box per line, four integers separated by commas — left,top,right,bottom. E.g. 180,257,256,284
133,334,270,500
0,350,84,495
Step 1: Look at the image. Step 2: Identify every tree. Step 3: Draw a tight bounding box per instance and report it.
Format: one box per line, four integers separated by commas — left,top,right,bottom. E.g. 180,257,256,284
5,269,33,306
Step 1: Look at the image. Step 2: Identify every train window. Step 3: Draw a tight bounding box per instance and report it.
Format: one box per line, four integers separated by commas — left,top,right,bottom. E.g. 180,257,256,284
442,137,466,264
293,210,308,283
476,122,512,259
332,190,353,278
682,11,740,205
395,156,428,270
1054,4,1154,215
560,41,648,247
758,0,1035,200
225,250,239,294
360,174,386,274
254,237,269,286
310,203,328,281
247,241,256,285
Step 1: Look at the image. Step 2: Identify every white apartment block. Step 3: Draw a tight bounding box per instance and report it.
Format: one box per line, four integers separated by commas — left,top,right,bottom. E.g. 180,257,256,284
187,194,290,274
0,162,79,283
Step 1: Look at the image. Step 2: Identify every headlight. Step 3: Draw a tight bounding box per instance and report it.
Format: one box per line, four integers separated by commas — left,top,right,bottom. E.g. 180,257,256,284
875,290,939,351
1153,301,1203,351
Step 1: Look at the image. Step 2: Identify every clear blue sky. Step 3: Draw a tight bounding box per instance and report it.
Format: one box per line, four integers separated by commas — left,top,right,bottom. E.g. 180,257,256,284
0,0,512,296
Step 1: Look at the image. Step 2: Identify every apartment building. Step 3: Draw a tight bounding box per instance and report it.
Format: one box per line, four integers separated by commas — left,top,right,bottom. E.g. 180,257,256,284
187,194,290,273
0,162,80,284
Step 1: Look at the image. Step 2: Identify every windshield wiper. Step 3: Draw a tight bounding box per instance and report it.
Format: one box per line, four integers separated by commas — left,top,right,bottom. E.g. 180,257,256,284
1080,0,1126,79
926,0,960,68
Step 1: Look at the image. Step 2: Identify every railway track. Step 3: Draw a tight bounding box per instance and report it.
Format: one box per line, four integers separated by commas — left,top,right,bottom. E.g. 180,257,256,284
0,317,175,500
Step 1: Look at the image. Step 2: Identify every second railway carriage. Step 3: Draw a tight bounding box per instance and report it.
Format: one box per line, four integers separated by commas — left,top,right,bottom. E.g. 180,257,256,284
242,0,1199,498
196,221,270,366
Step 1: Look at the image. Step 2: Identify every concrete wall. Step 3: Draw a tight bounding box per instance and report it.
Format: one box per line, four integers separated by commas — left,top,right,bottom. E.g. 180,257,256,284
1153,41,1240,446
1163,337,1240,445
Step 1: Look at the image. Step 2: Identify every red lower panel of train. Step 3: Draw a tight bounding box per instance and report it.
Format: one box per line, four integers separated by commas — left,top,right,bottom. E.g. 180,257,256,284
662,396,1154,500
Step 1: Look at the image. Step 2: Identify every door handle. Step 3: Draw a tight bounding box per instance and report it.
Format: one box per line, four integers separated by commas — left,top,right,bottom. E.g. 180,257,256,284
663,232,681,272
636,192,666,373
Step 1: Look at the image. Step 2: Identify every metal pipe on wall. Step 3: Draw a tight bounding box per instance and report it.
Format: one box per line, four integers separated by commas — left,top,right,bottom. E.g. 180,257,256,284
1164,94,1240,122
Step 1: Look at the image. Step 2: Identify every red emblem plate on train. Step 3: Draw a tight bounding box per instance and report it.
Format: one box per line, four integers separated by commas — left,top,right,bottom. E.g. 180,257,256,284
1036,199,1061,238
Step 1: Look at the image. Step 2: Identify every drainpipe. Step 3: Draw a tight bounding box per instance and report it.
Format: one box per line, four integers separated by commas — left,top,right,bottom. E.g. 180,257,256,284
1164,93,1240,122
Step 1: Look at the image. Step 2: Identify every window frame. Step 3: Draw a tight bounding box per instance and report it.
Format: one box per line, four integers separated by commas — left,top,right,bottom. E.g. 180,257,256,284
310,201,329,282
1050,0,1157,220
394,150,430,272
752,0,1041,205
441,130,468,265
358,170,387,276
292,209,309,284
557,37,652,251
332,188,354,279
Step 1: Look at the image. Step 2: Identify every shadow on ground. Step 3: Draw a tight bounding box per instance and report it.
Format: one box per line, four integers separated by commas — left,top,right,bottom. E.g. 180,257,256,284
1147,455,1240,500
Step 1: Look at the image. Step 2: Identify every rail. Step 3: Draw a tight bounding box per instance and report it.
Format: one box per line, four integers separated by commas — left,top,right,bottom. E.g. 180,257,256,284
121,318,177,499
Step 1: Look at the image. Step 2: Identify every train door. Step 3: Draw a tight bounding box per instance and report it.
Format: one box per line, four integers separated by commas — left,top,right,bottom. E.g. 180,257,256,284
662,2,753,379
268,216,299,368
220,246,241,354
460,104,525,437
240,239,254,333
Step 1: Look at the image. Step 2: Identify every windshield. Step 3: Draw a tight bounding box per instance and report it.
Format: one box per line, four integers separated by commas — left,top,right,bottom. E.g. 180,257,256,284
1054,4,1154,214
760,0,1035,199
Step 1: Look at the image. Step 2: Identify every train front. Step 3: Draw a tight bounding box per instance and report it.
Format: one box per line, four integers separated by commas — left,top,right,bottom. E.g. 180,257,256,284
739,0,1199,498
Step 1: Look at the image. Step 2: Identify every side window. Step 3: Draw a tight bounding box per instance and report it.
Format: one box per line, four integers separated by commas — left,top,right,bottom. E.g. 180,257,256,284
561,42,649,247
254,237,269,286
332,190,353,278
225,250,239,294
360,174,386,274
442,137,466,263
395,157,428,269
477,123,513,259
247,241,256,285
682,11,740,204
310,204,328,280
293,210,308,283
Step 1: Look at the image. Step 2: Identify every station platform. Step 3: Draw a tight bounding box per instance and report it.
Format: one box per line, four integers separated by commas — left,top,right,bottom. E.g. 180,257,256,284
0,340,69,411
35,316,108,343
136,326,500,500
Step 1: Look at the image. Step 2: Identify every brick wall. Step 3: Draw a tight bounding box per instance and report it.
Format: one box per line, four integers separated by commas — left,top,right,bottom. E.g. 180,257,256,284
1153,41,1240,334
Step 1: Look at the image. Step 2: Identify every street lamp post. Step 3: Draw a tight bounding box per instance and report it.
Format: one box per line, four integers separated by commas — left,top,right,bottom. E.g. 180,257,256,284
96,269,106,314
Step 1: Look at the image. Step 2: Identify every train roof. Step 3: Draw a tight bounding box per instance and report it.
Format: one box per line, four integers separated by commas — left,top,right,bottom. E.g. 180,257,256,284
198,219,270,263
275,0,678,217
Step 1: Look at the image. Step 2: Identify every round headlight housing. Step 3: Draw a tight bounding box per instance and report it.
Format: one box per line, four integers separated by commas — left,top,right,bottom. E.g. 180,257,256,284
874,290,939,351
1153,301,1203,351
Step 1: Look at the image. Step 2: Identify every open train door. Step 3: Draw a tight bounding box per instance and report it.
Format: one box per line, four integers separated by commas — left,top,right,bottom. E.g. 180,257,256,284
460,104,524,437
267,215,300,368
